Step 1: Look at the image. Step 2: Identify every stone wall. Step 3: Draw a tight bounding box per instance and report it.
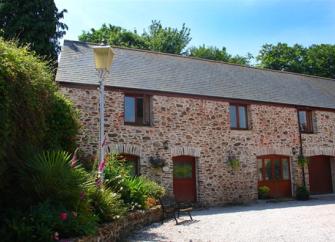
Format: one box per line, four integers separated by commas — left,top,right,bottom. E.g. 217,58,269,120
73,206,161,242
60,84,335,205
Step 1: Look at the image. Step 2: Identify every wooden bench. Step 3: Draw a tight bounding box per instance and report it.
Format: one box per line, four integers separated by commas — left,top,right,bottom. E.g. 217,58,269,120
159,195,193,225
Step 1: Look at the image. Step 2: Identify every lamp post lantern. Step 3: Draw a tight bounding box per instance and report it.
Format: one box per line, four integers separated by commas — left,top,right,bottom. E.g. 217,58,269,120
93,45,114,181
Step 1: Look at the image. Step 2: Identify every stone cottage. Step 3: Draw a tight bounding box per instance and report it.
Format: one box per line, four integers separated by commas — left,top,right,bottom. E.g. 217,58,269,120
56,40,335,206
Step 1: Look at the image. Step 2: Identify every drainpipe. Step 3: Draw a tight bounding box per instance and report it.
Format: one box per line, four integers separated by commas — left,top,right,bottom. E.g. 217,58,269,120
296,109,306,187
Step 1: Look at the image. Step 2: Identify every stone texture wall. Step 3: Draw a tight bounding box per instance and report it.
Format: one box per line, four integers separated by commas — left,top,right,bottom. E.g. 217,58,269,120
73,206,161,242
60,85,335,205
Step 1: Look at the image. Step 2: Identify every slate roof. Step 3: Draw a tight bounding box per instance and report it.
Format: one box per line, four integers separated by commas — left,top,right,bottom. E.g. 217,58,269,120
56,40,335,109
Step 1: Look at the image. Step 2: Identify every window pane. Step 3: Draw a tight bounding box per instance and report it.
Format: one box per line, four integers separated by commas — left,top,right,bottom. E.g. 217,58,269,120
230,105,237,128
258,159,263,181
282,159,289,180
265,159,272,180
136,97,144,123
173,162,193,178
299,111,307,131
125,96,135,122
274,159,281,180
238,106,247,128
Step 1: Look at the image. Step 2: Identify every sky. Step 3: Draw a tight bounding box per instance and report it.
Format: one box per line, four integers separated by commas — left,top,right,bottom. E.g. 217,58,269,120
54,0,335,58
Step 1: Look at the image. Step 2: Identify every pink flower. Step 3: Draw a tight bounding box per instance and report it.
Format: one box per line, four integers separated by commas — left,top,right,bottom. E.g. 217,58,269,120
70,148,79,167
98,158,106,173
95,177,102,187
59,212,68,221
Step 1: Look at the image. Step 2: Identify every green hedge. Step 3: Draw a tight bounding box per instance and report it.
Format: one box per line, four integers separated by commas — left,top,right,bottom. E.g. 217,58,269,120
0,38,79,201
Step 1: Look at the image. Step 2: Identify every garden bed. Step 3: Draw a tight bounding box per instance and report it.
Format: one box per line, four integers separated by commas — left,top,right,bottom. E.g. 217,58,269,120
73,206,162,242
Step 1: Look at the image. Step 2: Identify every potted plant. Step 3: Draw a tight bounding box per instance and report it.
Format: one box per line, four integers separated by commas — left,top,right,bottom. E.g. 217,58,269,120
228,155,240,171
258,186,270,199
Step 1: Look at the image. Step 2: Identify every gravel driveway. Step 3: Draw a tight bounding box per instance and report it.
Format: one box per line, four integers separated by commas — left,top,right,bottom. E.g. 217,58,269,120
128,196,335,242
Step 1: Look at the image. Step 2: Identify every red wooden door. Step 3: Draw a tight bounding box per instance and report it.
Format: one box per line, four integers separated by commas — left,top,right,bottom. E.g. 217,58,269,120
173,156,196,203
308,156,333,194
258,155,292,198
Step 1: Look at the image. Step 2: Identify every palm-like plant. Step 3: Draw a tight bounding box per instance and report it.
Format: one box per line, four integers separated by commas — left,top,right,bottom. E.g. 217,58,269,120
19,151,94,209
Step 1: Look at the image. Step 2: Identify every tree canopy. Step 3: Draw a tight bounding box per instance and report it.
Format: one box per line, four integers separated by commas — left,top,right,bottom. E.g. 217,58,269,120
79,20,191,55
79,20,253,64
80,21,335,78
0,0,68,62
257,43,335,79
188,45,253,65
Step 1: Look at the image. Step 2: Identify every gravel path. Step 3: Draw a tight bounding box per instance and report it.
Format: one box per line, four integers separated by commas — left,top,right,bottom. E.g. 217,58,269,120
128,197,335,242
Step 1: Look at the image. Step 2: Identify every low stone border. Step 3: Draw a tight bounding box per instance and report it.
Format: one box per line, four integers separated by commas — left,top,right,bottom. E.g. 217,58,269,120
73,206,162,242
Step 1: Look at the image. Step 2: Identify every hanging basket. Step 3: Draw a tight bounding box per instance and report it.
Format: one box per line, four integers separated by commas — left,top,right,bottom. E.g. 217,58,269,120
149,157,165,168
227,155,240,171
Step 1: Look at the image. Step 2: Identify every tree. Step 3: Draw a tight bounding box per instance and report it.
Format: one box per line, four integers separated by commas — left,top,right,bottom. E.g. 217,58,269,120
257,43,306,73
188,45,253,65
143,20,191,54
79,24,148,49
257,43,335,79
79,20,191,55
0,0,68,62
304,44,335,79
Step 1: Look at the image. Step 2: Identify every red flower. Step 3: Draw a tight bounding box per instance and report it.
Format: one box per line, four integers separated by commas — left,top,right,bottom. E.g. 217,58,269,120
59,212,68,221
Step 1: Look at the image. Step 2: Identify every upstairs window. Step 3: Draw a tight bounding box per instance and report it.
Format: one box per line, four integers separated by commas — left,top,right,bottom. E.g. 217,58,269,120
298,110,313,133
124,94,151,126
229,104,248,129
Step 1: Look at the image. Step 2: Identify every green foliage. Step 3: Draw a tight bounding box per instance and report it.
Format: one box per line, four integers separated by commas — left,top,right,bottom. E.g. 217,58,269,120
19,151,94,210
79,24,148,50
296,186,310,201
103,154,165,210
1,201,97,242
257,42,335,78
0,39,79,194
79,20,191,54
189,45,252,65
140,176,165,199
89,187,126,222
45,93,80,152
297,155,309,167
0,0,68,61
143,20,191,54
258,186,270,199
228,158,241,171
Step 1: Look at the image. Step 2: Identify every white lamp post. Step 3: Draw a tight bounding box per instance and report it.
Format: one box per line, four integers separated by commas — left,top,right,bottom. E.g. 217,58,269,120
93,45,114,180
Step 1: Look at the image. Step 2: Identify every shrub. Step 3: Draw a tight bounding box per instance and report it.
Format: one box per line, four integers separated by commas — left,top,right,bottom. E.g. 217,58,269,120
89,187,126,222
19,151,94,210
1,201,97,242
296,186,310,201
258,186,270,199
140,176,165,199
103,153,165,210
0,39,79,198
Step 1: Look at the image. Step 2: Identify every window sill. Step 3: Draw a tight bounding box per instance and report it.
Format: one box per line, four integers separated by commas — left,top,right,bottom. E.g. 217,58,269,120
124,122,152,127
230,128,251,131
300,131,314,134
